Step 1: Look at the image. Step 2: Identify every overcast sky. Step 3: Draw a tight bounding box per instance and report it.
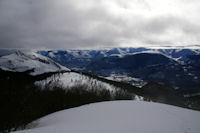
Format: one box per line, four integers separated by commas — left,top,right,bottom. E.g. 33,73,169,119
0,0,200,49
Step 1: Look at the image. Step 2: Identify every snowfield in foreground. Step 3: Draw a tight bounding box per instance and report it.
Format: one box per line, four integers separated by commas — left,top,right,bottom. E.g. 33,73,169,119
13,101,200,133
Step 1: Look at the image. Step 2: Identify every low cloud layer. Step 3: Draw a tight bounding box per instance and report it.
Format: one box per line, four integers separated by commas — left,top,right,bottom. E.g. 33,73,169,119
0,0,200,49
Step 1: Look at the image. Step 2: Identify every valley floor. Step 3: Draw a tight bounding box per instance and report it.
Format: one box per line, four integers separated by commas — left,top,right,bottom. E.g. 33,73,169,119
12,101,200,133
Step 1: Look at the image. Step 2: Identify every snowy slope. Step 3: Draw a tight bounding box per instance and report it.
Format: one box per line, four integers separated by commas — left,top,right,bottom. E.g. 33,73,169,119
13,101,200,133
35,72,117,91
0,51,70,75
34,71,143,100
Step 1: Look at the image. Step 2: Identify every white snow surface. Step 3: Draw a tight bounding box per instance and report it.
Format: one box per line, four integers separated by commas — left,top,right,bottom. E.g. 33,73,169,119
35,72,116,91
13,101,200,133
0,51,70,75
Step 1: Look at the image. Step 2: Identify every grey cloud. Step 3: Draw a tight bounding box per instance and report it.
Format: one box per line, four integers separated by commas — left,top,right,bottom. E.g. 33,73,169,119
0,0,200,49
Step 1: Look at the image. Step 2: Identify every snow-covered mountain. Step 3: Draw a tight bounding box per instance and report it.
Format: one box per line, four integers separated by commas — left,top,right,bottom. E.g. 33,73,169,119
38,48,200,89
0,50,140,132
35,72,122,93
0,51,70,75
0,50,129,97
87,52,177,73
38,48,200,70
12,101,200,133
1,49,200,132
157,49,200,61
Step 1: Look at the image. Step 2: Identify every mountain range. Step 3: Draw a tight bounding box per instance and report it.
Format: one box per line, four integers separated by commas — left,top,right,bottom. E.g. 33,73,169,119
38,48,200,93
1,48,200,132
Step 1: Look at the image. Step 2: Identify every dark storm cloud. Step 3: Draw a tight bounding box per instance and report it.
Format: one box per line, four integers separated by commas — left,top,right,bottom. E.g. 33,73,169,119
0,0,200,49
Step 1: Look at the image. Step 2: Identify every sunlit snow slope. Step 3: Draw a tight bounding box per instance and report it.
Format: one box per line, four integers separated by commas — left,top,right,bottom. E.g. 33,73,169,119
0,51,70,75
35,72,117,92
13,101,200,133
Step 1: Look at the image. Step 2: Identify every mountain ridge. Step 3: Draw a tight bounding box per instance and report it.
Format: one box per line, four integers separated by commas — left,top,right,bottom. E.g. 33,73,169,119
37,48,200,89
0,50,70,75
